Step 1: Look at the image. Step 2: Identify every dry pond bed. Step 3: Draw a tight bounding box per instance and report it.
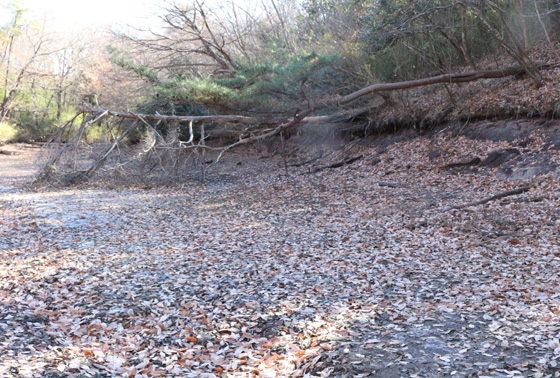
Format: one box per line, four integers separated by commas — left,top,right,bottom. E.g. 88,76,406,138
1,120,559,377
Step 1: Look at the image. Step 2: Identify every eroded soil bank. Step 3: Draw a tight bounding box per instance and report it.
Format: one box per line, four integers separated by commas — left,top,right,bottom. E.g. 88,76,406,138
1,119,559,377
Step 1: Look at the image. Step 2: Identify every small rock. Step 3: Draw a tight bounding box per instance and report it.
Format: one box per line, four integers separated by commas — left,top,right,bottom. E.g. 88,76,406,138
370,157,381,166
428,150,443,161
480,148,520,168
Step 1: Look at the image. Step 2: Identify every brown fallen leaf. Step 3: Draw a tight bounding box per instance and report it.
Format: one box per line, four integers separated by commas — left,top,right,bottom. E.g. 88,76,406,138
320,343,332,351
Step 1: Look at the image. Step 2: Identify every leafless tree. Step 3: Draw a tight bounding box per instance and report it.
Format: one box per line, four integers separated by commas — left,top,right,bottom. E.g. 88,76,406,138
121,1,240,78
0,10,53,120
459,0,543,86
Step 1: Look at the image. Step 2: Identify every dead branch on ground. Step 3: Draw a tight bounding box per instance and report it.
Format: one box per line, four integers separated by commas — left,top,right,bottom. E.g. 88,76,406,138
310,155,364,173
0,150,18,155
448,186,533,211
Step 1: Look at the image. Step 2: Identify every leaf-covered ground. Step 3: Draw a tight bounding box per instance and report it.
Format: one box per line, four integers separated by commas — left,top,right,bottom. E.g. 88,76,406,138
1,121,559,378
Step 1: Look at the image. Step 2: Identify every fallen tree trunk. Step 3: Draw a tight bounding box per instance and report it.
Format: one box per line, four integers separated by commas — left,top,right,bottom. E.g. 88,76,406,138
332,63,557,106
47,61,558,183
80,106,277,125
81,61,560,128
211,62,560,162
79,104,372,127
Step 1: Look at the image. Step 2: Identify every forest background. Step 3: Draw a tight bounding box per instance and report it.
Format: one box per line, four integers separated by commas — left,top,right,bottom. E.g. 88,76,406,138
1,0,560,146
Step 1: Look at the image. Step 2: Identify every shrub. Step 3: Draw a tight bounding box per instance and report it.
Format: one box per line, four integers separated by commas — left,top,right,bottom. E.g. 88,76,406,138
0,121,18,143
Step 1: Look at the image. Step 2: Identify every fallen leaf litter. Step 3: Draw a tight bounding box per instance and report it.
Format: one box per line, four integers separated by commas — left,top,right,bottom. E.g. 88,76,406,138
0,126,559,377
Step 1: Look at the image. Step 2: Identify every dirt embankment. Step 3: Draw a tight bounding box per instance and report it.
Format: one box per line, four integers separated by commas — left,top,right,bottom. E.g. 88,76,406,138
355,43,560,132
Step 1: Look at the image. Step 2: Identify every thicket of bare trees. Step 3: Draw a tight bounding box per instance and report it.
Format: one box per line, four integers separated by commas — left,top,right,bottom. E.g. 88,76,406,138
0,1,105,142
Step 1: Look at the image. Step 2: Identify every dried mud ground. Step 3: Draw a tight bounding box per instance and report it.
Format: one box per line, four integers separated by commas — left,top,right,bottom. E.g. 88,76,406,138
1,120,560,378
